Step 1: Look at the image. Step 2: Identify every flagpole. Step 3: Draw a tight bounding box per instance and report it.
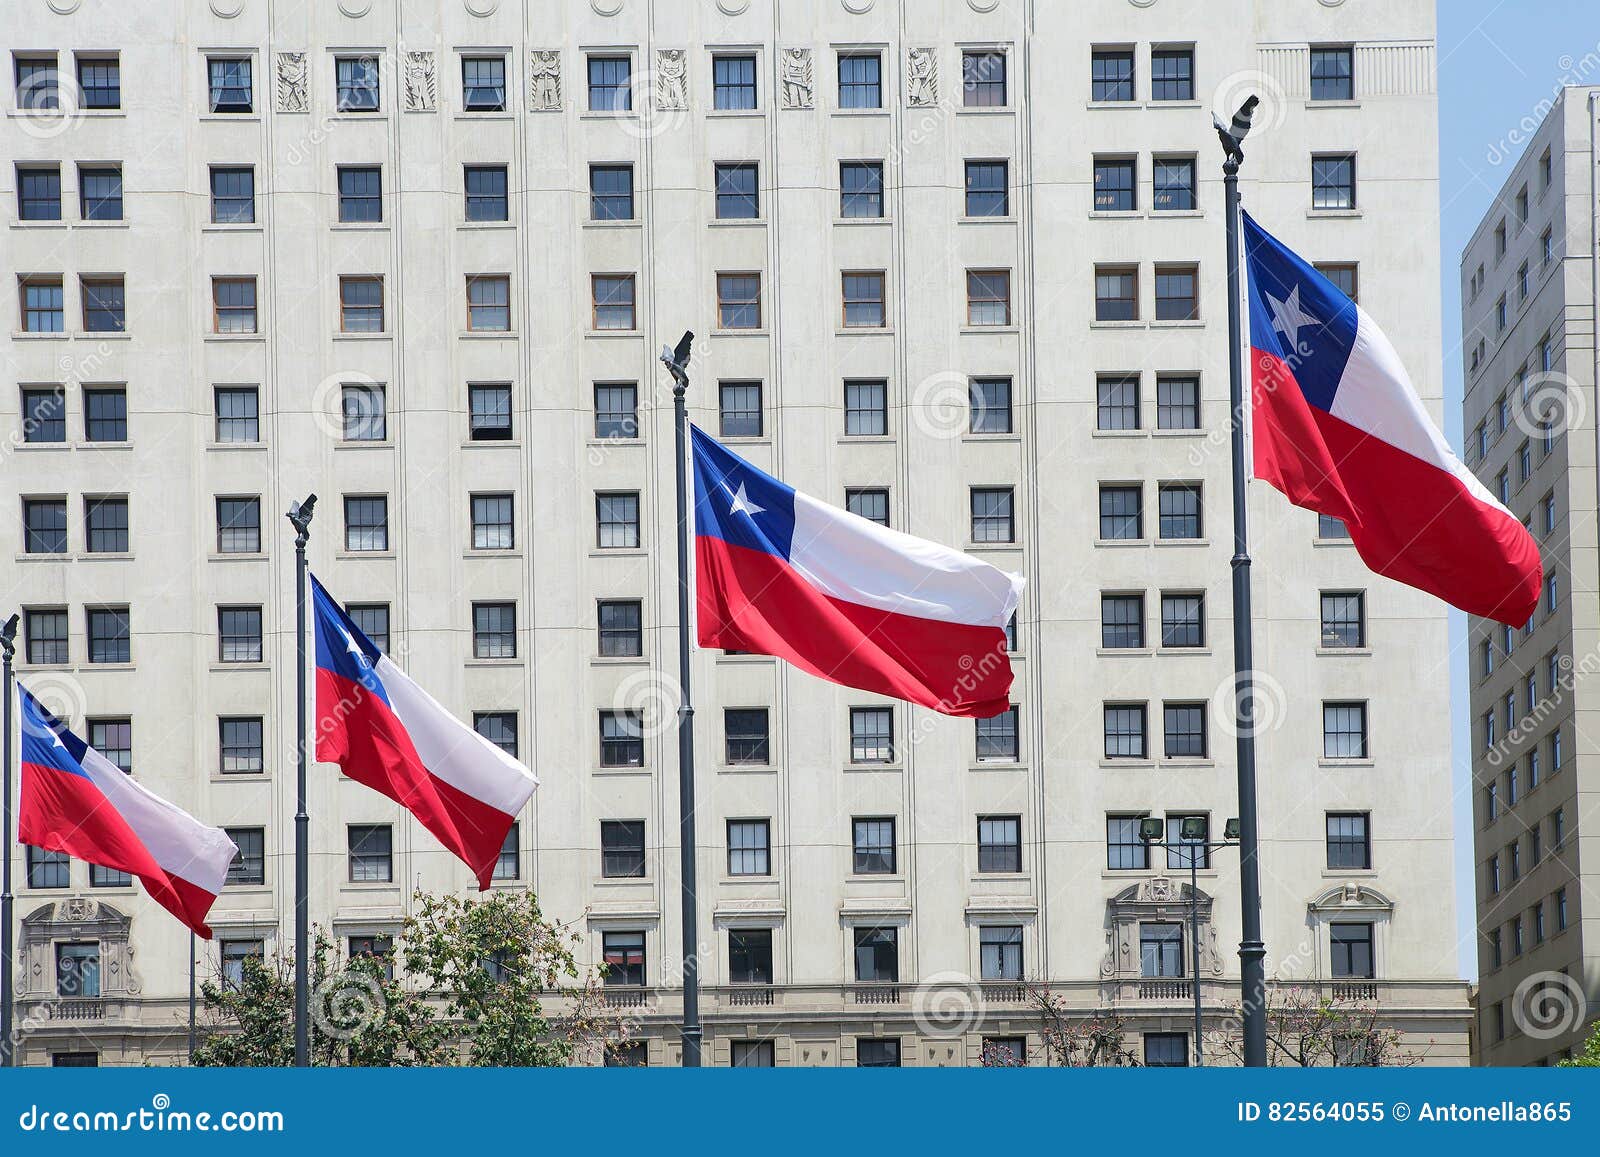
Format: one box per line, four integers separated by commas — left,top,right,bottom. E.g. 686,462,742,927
287,494,316,1068
1,613,18,1068
661,334,701,1067
187,930,197,1060
1219,102,1269,1067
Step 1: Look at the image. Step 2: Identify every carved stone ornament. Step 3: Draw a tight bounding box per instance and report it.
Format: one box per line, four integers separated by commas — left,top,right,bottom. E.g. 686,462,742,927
656,49,687,110
906,47,937,107
529,50,562,110
275,52,308,113
779,47,814,109
19,900,142,999
403,51,436,111
1100,880,1224,978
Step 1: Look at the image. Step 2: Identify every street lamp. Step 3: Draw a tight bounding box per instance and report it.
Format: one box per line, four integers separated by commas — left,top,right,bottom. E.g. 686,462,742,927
1139,814,1241,1066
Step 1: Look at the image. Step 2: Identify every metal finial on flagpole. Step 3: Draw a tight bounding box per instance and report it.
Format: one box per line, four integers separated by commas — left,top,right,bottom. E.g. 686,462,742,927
286,493,316,1068
1217,96,1269,1067
660,332,702,1068
1,612,18,1068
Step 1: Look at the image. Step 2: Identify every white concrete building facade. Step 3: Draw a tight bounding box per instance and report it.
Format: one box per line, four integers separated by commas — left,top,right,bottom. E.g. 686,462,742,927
1,0,1467,1066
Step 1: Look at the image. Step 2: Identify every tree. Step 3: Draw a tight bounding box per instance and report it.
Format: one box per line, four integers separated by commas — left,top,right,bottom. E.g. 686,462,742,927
1211,985,1419,1067
1557,1021,1600,1066
997,981,1140,1067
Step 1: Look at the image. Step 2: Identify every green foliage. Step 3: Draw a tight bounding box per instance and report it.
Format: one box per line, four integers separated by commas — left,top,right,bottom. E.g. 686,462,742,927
1557,1021,1600,1066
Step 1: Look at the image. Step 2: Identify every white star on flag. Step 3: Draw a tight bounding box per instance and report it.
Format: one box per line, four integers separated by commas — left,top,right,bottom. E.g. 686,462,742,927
726,481,765,518
1265,284,1319,346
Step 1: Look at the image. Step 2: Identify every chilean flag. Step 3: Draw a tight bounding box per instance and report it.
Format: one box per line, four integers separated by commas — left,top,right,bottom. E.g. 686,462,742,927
1244,212,1542,627
693,426,1024,717
312,576,538,888
17,686,237,938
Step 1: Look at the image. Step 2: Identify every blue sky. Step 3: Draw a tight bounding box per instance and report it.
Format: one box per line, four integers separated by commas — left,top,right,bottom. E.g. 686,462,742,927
1438,1,1600,973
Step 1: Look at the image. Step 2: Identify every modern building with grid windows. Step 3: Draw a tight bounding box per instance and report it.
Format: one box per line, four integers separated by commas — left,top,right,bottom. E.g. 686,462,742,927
2,0,1468,1066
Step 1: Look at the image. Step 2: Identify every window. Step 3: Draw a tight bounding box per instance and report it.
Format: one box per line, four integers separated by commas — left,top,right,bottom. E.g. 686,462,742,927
472,602,516,659
207,57,252,112
842,272,886,327
709,52,758,111
966,270,1011,326
215,387,258,443
334,382,385,442
216,496,260,554
1166,815,1209,869
727,819,771,876
602,931,646,986
1517,262,1530,304
857,1039,900,1067
86,606,129,663
219,939,263,988
1163,703,1206,758
467,275,511,331
980,924,1023,980
461,56,506,111
1096,375,1139,430
335,55,380,112
1150,47,1194,101
717,381,763,438
725,709,770,765
218,606,263,663
969,377,1012,433
1095,265,1138,321
21,277,64,332
209,166,254,224
225,828,265,885
1320,592,1365,648
1101,594,1144,648
588,55,632,111
729,928,773,984
598,600,642,657
79,278,125,332
1323,702,1368,759
471,493,514,550
27,846,69,888
469,383,513,441
596,492,640,549
1312,154,1357,210
18,166,61,220
714,162,759,219
82,387,125,441
594,384,638,439
717,273,762,329
853,927,898,982
212,277,257,333
1153,157,1197,212
473,712,516,757
838,52,882,108
1093,156,1136,212
77,56,120,109
964,160,1007,217
338,277,384,333
1557,887,1568,931
976,707,1019,762
1312,263,1359,305
601,820,646,878
24,499,66,554
1107,816,1150,870
846,488,889,527
16,55,59,110
970,487,1014,543
844,379,887,436
464,164,508,222
853,818,896,874
1104,704,1147,759
1552,807,1565,847
599,711,644,767
25,609,69,664
1099,485,1142,540
1310,46,1354,101
962,50,1006,106
1542,227,1555,268
22,388,65,443
840,161,884,218
1157,483,1202,539
1091,48,1135,101
1318,513,1350,540
1154,265,1198,321
589,164,633,220
79,165,122,221
592,274,635,330
850,707,894,763
977,816,1022,873
1144,1033,1189,1067
1326,813,1371,870
220,717,264,774
1160,593,1204,648
343,496,388,552
337,166,382,223
348,824,392,882
56,944,100,998
1330,923,1374,978
1140,923,1184,977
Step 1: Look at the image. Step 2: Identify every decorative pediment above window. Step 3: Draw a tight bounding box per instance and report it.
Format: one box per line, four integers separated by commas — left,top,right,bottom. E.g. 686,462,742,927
1307,883,1394,915
19,900,141,999
1101,879,1224,979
